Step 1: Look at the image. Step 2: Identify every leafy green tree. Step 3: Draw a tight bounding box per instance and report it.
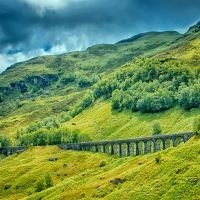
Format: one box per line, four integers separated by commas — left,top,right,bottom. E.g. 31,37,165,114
178,84,200,110
153,121,162,135
71,130,80,143
0,135,11,146
19,134,33,146
79,133,92,142
81,93,94,109
111,89,123,110
52,129,63,144
0,92,3,102
35,178,45,192
16,99,23,108
193,115,200,136
78,75,91,87
45,173,53,188
61,73,76,84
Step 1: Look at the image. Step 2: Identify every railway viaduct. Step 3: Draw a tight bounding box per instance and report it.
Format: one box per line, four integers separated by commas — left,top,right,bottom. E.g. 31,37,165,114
59,132,194,157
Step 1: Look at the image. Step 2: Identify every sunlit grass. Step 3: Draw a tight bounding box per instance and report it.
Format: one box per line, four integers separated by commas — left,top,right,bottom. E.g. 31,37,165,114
64,100,199,141
0,137,200,200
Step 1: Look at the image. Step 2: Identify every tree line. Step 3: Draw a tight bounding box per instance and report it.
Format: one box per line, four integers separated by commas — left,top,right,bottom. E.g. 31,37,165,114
92,58,200,113
16,116,92,146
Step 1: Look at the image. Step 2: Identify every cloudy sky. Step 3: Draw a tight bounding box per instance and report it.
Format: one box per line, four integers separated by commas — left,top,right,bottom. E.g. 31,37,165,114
0,0,200,73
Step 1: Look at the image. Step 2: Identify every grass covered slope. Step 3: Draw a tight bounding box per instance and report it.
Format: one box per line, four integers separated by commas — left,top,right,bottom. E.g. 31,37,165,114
0,137,200,200
64,101,200,141
0,22,200,140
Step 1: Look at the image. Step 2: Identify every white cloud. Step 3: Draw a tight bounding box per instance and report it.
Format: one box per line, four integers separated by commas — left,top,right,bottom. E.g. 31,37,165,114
22,0,83,10
0,42,82,73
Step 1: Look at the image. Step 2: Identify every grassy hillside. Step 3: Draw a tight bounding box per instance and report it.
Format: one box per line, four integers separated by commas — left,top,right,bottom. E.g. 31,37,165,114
0,22,200,143
0,137,200,200
64,101,199,141
0,22,200,200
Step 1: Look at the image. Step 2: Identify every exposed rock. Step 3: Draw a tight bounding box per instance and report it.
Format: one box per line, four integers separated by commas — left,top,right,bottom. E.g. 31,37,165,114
49,157,58,161
0,87,13,95
175,168,181,174
110,178,126,185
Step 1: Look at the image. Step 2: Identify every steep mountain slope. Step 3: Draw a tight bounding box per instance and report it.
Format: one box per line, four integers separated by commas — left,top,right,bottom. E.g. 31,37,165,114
0,21,200,142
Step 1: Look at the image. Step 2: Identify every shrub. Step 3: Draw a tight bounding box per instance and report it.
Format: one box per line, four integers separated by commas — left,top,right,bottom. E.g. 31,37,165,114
35,179,45,192
99,160,106,167
0,135,11,147
193,115,200,136
4,184,12,190
155,153,161,163
152,121,162,135
45,172,53,188
16,99,23,108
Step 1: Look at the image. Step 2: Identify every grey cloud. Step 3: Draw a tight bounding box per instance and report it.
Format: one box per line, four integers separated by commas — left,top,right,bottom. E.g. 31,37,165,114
1,0,200,51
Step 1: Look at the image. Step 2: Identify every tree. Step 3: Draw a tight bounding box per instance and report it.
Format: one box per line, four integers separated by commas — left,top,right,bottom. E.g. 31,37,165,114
111,89,123,110
78,75,91,87
71,130,80,143
16,99,23,108
0,135,11,146
193,115,200,136
35,178,45,192
81,93,94,109
79,133,92,142
45,173,53,188
152,121,162,135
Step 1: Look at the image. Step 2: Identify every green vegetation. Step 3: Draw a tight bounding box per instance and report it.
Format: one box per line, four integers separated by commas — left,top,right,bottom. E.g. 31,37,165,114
193,115,200,136
155,152,162,163
0,139,199,200
0,135,11,147
0,21,200,199
152,121,162,135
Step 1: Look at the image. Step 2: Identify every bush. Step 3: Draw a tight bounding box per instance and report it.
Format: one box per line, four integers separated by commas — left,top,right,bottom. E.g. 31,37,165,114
152,121,162,135
4,184,12,190
155,153,161,163
16,99,23,108
35,179,45,192
45,172,53,188
99,160,106,167
0,135,11,147
193,115,200,136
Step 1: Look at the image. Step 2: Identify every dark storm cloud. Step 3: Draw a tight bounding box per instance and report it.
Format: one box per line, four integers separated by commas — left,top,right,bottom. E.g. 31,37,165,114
1,0,200,52
0,0,200,73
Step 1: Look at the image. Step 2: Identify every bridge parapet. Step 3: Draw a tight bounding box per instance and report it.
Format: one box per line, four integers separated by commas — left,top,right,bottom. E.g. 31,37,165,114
59,132,194,157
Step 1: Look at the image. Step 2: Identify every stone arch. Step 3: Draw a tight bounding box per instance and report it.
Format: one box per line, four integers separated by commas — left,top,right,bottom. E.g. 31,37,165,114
120,142,128,157
128,142,135,156
113,143,120,155
138,141,145,155
81,145,87,151
174,136,184,147
164,138,173,149
145,140,154,154
97,144,104,152
154,139,163,152
105,144,111,154
90,145,97,152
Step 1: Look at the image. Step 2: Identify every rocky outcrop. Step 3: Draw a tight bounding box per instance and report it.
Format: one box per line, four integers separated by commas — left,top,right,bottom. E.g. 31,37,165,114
0,87,13,95
0,74,59,97
187,21,200,34
26,74,58,88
